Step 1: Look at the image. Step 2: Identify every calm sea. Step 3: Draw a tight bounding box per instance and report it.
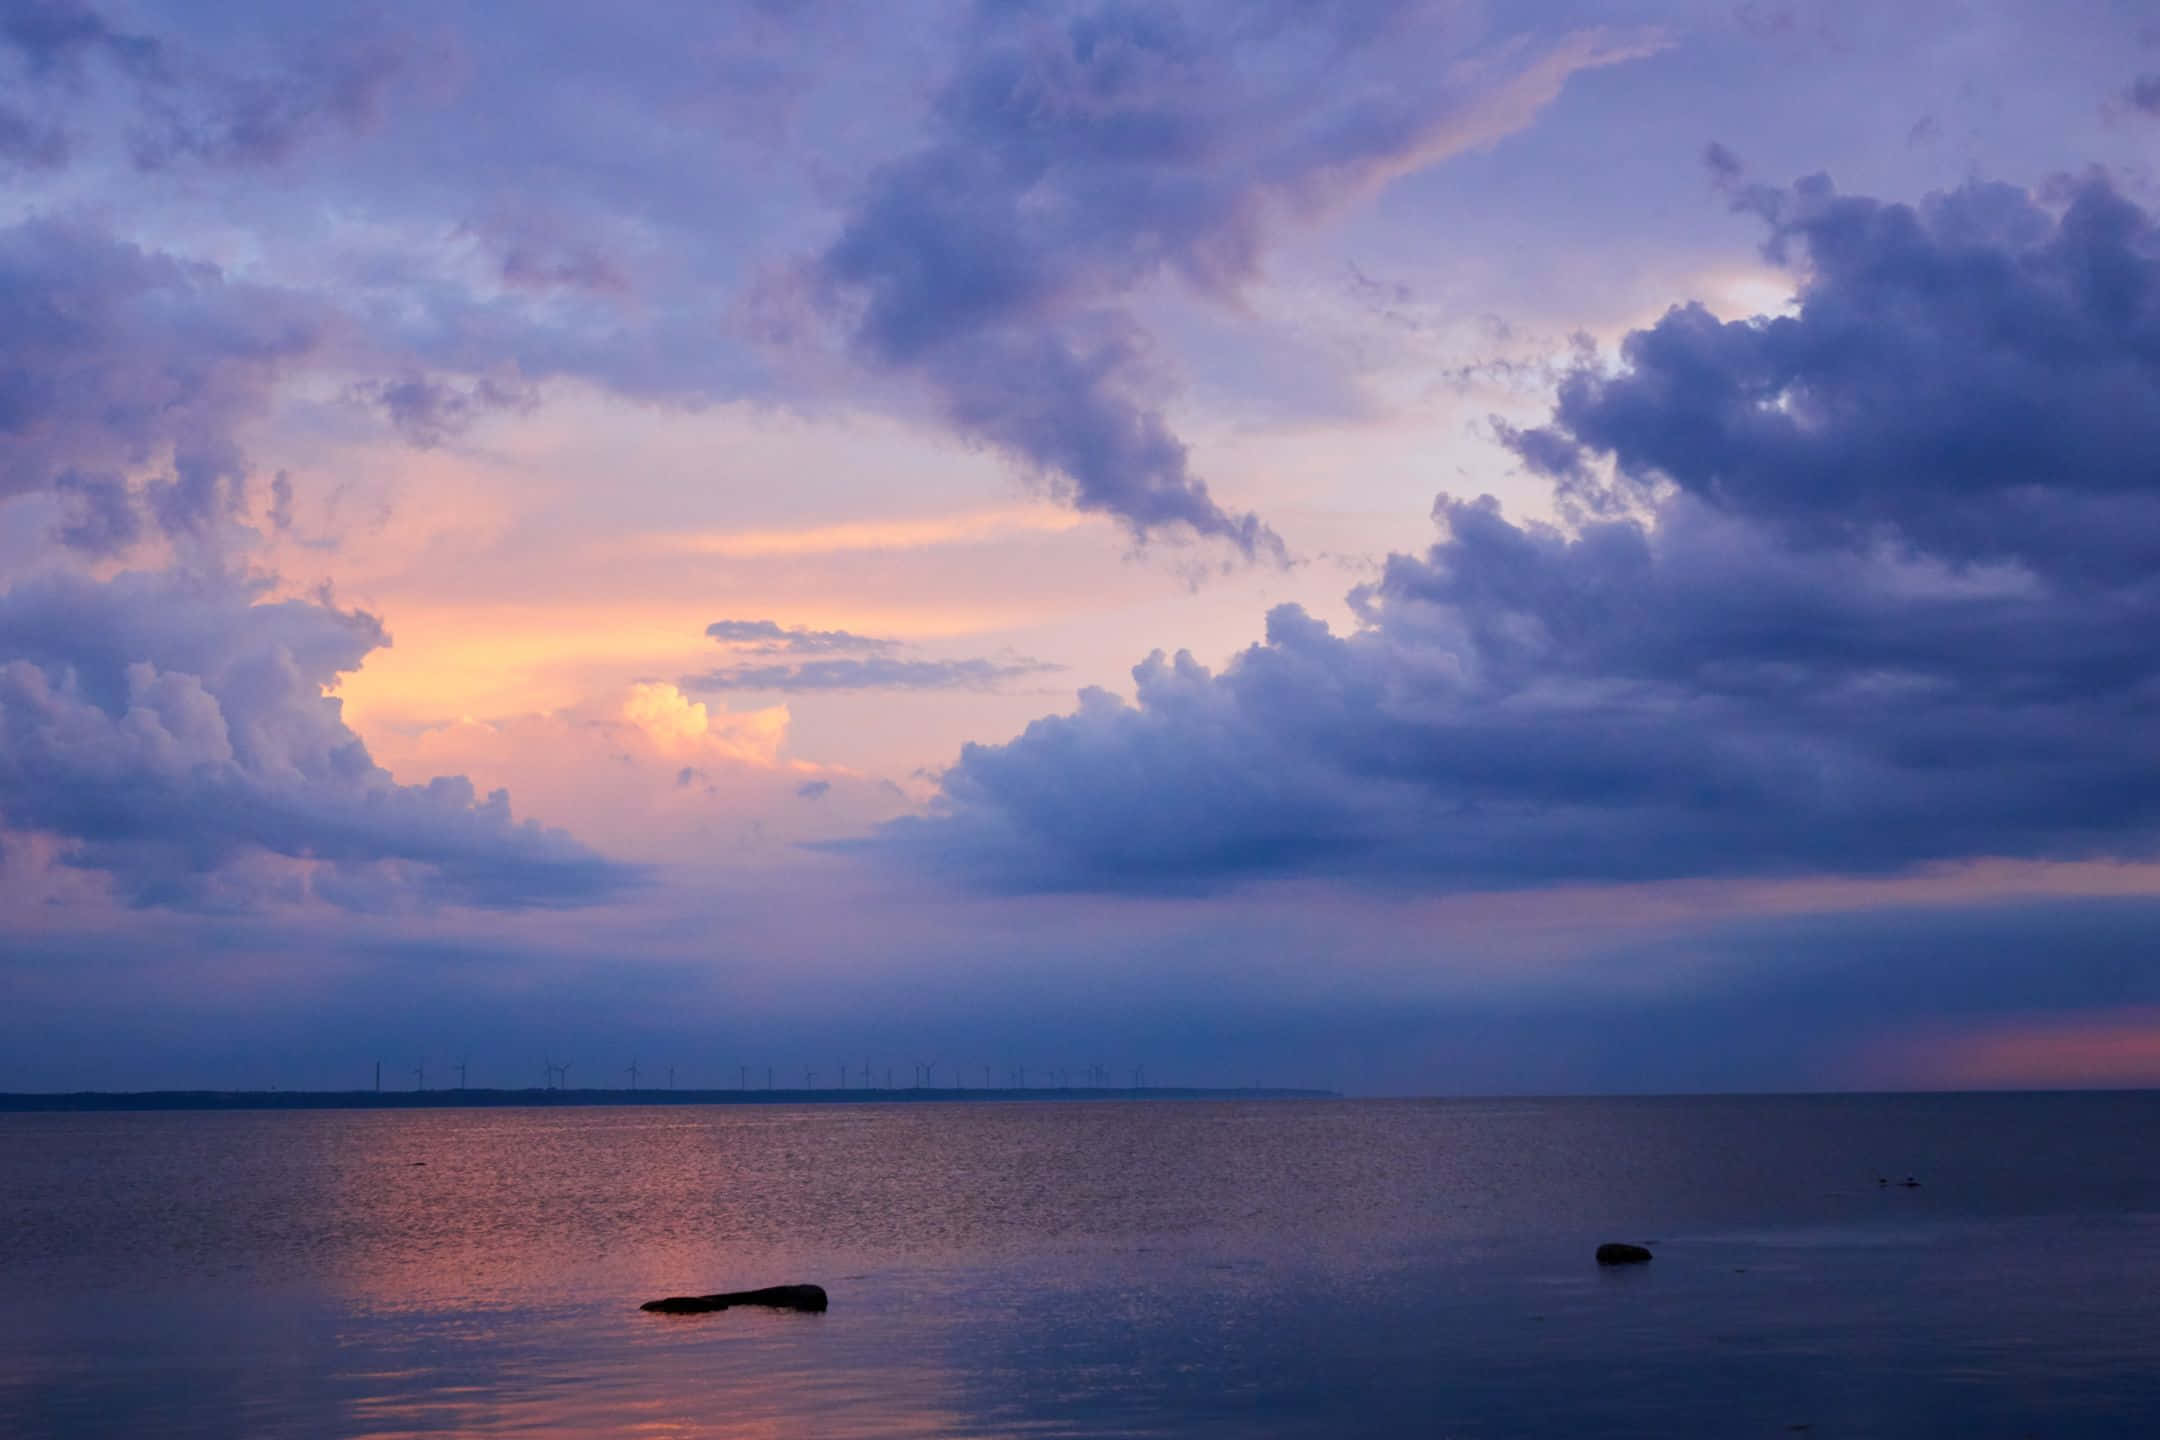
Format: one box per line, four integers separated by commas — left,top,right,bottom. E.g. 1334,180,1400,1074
2,1094,2157,1437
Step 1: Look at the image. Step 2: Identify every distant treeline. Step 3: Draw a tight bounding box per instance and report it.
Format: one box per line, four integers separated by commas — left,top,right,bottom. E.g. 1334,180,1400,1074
0,1086,1340,1113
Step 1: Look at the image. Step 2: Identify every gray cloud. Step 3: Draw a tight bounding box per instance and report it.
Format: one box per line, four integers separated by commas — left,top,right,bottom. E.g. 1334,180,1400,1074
0,568,638,910
0,0,409,173
1516,173,2160,582
704,618,897,654
0,96,66,169
687,655,1059,694
0,0,160,83
353,371,538,448
0,216,325,544
874,172,2160,894
809,1,1649,556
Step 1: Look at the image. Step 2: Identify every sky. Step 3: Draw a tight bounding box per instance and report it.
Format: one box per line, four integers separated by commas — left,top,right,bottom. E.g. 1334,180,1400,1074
4,0,2160,1095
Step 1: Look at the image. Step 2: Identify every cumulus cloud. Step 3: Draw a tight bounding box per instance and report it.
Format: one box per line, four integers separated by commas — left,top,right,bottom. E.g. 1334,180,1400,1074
1515,173,2160,581
0,217,324,545
875,172,2160,894
687,655,1060,693
0,568,637,910
807,0,1654,555
365,681,903,865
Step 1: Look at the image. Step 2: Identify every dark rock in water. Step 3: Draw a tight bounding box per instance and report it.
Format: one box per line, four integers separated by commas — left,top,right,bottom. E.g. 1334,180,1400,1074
641,1283,828,1315
1596,1242,1654,1265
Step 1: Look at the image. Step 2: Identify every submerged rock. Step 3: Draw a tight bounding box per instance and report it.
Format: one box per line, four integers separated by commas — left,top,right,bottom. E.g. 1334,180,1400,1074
1595,1242,1654,1265
641,1283,828,1315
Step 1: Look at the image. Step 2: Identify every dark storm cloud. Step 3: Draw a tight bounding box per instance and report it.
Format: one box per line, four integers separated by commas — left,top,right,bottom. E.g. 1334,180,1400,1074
876,172,2160,894
704,618,897,654
0,569,638,910
0,217,324,543
810,1,1645,555
686,655,1059,693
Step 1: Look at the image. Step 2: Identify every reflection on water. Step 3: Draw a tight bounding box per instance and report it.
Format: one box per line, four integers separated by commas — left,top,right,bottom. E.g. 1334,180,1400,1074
2,1095,2158,1436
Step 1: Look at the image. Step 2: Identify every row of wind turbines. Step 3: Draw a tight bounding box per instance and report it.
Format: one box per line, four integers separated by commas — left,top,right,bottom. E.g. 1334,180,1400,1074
375,1058,1152,1091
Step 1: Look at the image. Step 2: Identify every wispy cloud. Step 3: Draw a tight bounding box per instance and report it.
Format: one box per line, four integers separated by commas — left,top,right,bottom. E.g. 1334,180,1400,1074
685,655,1060,694
705,619,897,654
657,506,1085,559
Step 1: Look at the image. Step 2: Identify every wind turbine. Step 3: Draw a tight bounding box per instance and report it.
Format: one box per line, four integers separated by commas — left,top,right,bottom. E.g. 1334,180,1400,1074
453,1057,469,1090
413,1062,425,1091
627,1060,640,1090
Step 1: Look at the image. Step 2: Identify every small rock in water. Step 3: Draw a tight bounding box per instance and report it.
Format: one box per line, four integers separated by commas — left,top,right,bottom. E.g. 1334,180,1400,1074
1595,1242,1654,1265
640,1283,828,1315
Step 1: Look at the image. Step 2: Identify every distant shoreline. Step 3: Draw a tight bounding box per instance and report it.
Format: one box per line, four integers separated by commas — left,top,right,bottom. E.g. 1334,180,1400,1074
0,1086,1339,1113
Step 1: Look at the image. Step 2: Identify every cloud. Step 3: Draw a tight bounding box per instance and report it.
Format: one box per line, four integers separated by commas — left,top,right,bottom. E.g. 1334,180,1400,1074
617,680,787,764
1514,172,2160,582
806,1,1655,555
0,568,638,910
694,618,1054,691
686,655,1059,693
353,371,538,448
0,96,66,169
704,618,897,654
0,0,160,83
0,0,410,173
0,216,325,545
662,507,1085,558
874,171,2160,894
2125,74,2160,117
362,681,903,865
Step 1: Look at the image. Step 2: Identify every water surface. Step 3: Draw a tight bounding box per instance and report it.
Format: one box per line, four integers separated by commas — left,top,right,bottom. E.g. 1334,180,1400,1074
3,1094,2156,1436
